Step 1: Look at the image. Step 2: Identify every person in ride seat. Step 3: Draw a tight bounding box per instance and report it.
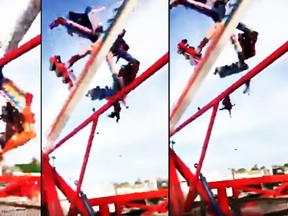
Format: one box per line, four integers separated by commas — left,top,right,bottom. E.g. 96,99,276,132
49,6,105,42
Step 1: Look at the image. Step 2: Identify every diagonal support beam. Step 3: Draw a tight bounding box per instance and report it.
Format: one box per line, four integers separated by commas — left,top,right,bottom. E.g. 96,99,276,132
185,104,219,211
68,119,99,215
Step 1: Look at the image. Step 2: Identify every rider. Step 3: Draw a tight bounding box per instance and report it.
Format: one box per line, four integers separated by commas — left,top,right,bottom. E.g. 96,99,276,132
107,58,140,122
214,23,258,77
49,6,105,42
170,0,229,23
50,29,137,79
0,102,24,151
0,102,24,133
86,59,140,122
177,39,202,65
219,95,234,117
106,29,137,75
170,0,231,56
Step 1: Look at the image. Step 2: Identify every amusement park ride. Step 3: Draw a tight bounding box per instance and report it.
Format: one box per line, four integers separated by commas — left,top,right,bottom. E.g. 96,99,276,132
170,0,288,215
1,0,286,215
42,0,168,215
0,0,40,209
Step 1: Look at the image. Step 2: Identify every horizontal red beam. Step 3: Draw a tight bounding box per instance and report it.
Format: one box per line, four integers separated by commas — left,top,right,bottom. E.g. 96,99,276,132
89,189,168,206
0,34,40,66
142,200,168,216
237,186,278,197
0,178,40,198
123,202,167,212
171,41,288,136
0,175,40,183
123,202,154,210
209,174,288,189
46,53,168,155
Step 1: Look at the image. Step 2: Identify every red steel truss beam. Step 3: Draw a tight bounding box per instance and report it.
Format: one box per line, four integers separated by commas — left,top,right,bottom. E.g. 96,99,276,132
170,148,211,202
0,34,40,66
88,189,168,206
170,151,185,215
141,200,168,216
44,159,90,216
0,179,40,198
0,175,39,183
42,154,64,216
185,104,219,211
237,186,279,197
274,183,288,196
208,174,288,205
209,174,288,189
76,120,98,194
45,181,167,216
0,175,40,199
171,41,288,136
123,202,160,211
68,119,98,215
173,155,288,214
194,104,218,178
45,53,168,155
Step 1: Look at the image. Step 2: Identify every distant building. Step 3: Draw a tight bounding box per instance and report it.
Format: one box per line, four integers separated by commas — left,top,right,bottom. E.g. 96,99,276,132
232,165,288,179
233,169,270,179
112,178,167,214
114,179,158,195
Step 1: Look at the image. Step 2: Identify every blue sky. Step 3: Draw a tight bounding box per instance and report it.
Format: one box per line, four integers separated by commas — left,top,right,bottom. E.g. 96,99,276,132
0,1,40,165
170,0,288,181
42,0,168,197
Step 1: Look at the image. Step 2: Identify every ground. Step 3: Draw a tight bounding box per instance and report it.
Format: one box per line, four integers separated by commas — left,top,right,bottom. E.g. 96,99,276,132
0,197,40,216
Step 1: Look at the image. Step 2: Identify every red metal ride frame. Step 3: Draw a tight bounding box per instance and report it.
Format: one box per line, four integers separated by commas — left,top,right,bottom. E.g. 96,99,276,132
170,41,288,215
0,35,41,204
42,53,169,216
0,175,40,199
